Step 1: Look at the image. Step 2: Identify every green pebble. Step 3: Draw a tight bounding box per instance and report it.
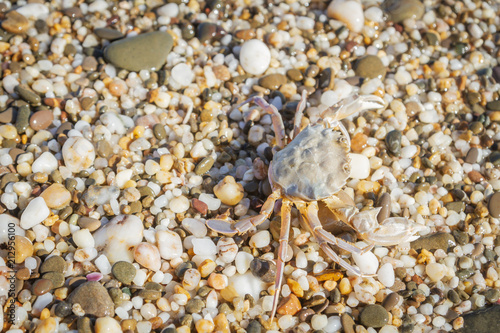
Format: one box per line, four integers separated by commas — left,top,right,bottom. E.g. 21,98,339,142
111,261,136,284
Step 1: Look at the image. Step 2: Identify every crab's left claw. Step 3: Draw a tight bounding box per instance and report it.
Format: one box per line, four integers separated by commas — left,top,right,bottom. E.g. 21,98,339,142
322,95,386,121
206,219,239,236
350,209,425,246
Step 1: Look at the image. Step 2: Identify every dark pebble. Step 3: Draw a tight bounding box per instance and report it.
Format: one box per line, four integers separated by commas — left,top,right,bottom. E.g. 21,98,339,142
448,289,461,304
32,278,53,296
161,328,178,333
377,192,391,223
15,105,30,134
488,192,500,218
410,232,456,251
0,107,15,123
457,269,474,280
185,298,204,314
14,84,41,105
298,308,315,322
138,289,161,301
258,73,287,90
287,68,303,81
386,130,402,156
484,289,500,303
355,55,387,79
489,151,500,166
359,304,389,328
486,100,500,111
42,272,65,288
246,320,262,333
153,123,167,140
195,156,215,175
197,285,213,297
382,292,401,311
197,22,226,43
445,201,465,213
383,0,425,23
459,304,500,333
68,281,115,317
94,28,125,40
452,230,469,246
55,301,73,318
465,148,480,164
77,317,93,333
250,258,276,283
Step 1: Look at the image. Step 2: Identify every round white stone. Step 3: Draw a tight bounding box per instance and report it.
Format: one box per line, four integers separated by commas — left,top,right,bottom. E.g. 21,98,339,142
352,246,379,275
239,39,271,75
20,197,50,230
31,152,58,174
377,263,395,287
62,137,96,173
348,153,370,179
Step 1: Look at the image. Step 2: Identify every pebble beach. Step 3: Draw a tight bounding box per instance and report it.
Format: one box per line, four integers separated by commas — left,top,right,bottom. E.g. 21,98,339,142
0,0,500,332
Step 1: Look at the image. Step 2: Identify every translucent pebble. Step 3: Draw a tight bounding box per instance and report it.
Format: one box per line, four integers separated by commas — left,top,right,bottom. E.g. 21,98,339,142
192,238,217,256
249,230,271,248
182,218,207,238
311,315,328,330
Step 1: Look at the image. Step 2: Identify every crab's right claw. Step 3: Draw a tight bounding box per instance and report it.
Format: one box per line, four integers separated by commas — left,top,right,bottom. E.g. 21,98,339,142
206,219,238,236
332,95,386,121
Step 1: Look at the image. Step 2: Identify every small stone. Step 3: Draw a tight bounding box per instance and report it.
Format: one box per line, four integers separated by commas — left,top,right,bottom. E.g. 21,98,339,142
327,0,364,33
78,217,101,232
67,281,115,317
81,186,120,207
42,272,65,288
134,242,161,271
287,69,303,82
195,156,215,175
382,292,401,311
486,101,500,111
62,137,96,173
426,263,446,282
239,39,271,76
213,176,244,205
40,255,66,274
411,232,456,251
55,301,72,318
349,153,370,179
277,293,302,316
195,319,215,333
156,229,183,260
385,130,402,156
185,298,204,314
81,56,98,71
488,192,500,218
250,258,276,283
40,184,71,209
94,317,121,332
484,289,500,303
192,198,208,215
0,107,15,123
465,148,480,164
20,197,50,229
30,110,54,130
15,235,33,264
2,11,29,34
112,261,136,284
461,304,500,333
15,105,30,134
94,28,124,41
383,0,425,23
15,85,41,105
32,279,53,296
197,22,226,43
359,304,389,328
105,31,173,72
35,317,57,333
341,313,356,333
259,74,287,90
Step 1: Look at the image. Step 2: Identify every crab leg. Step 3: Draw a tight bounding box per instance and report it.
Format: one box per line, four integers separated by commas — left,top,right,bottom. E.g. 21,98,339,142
270,199,292,322
206,190,281,236
292,90,308,139
236,96,286,149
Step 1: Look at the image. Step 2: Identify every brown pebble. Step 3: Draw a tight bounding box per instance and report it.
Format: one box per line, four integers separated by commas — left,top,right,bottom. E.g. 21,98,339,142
287,69,303,82
0,107,15,124
78,216,101,231
259,74,287,90
32,278,53,296
298,308,315,322
382,292,401,311
377,192,391,223
468,170,484,183
16,267,31,280
465,148,480,164
212,65,231,81
235,29,256,40
341,313,356,333
82,56,98,71
2,11,29,34
192,198,208,215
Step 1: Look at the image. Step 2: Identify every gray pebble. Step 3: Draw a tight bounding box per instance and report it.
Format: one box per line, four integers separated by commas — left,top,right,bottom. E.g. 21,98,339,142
250,258,276,283
185,298,204,314
15,105,30,134
410,232,456,251
385,130,402,156
359,304,389,328
112,261,136,284
40,256,66,274
15,85,41,105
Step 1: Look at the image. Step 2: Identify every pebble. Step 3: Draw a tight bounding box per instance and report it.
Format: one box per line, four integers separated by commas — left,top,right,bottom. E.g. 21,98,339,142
352,248,379,275
1,11,29,34
461,305,500,333
93,215,144,263
105,31,173,71
355,55,387,80
156,229,183,259
30,110,54,130
112,261,136,284
277,294,302,316
35,317,57,333
20,197,50,229
239,39,271,75
15,85,41,105
488,192,500,218
213,176,244,205
94,28,124,41
81,186,120,207
40,184,71,209
249,230,271,248
250,258,276,283
378,263,395,287
134,242,161,271
327,0,364,33
31,152,58,174
349,153,370,179
15,235,33,264
40,255,66,274
15,105,30,134
341,313,356,333
382,292,401,311
197,22,226,43
94,317,121,332
185,298,204,314
78,217,101,232
55,301,72,318
32,279,53,296
62,137,96,173
383,0,425,23
359,304,389,328
68,281,115,317
426,263,446,282
259,74,287,90
411,232,456,251
42,272,65,288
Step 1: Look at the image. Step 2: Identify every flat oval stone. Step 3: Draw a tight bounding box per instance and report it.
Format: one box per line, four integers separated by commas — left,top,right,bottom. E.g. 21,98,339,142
355,55,387,80
259,74,287,90
104,31,173,72
14,84,41,105
30,110,54,130
359,304,389,328
32,278,53,296
2,11,29,34
94,28,124,41
383,0,425,23
40,255,66,274
488,192,500,218
111,261,136,284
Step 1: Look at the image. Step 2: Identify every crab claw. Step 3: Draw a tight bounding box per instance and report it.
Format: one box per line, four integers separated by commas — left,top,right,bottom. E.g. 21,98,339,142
322,95,386,121
350,209,425,246
206,219,238,236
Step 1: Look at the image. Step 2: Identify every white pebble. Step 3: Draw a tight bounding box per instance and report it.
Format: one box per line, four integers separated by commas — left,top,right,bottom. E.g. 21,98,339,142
349,153,370,179
377,263,395,287
156,230,183,260
239,40,271,75
192,238,217,256
327,0,364,33
72,229,95,248
249,230,271,248
20,197,50,230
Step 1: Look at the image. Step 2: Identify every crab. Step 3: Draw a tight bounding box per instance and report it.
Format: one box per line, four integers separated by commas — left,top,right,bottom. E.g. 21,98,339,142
206,91,424,320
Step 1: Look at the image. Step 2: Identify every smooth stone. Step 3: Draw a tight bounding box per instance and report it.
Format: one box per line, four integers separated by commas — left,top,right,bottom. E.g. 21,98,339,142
385,130,402,156
195,156,215,175
382,292,401,311
81,185,120,207
32,278,53,296
1,11,29,34
94,28,124,40
105,31,173,71
20,197,50,229
42,272,65,288
93,215,144,264
383,0,425,23
355,55,387,80
67,281,115,317
348,153,370,179
15,105,30,134
134,242,161,271
30,110,54,130
486,100,500,111
16,3,50,20
377,192,391,223
81,56,98,71
54,301,72,318
40,184,71,209
185,298,204,314
77,317,93,333
31,152,58,174
15,235,33,264
111,261,136,284
14,84,41,105
488,192,500,218
445,201,465,213
341,313,355,333
459,304,500,333
78,217,101,232
228,272,267,300
287,68,303,81
0,107,15,123
40,255,66,274
327,0,364,33
197,22,226,43
410,232,456,251
259,74,287,90
0,214,25,244
239,39,271,76
62,137,96,173
465,148,480,164
249,258,276,283
352,248,379,275
359,304,389,328
156,229,183,260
